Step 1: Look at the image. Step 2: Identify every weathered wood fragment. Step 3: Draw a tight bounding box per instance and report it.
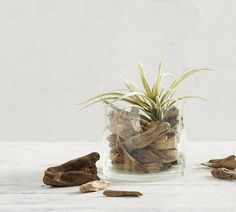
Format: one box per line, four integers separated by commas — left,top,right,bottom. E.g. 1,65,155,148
143,162,163,173
151,135,177,150
163,106,183,132
43,152,100,187
131,149,162,164
124,122,170,152
201,155,236,169
103,190,143,197
107,110,141,140
80,180,110,193
211,168,236,180
161,149,179,163
116,139,146,172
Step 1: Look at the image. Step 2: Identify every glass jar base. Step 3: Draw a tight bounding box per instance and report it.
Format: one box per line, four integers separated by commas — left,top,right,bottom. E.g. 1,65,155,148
102,165,184,182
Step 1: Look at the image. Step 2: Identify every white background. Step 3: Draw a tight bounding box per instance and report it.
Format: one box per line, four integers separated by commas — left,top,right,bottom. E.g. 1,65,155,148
0,0,235,142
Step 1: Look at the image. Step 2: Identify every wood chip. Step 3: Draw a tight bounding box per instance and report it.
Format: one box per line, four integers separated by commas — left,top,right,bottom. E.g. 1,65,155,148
103,189,143,197
80,180,110,193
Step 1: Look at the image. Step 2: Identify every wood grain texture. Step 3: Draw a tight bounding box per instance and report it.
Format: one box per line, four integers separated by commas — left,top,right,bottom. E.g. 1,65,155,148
0,141,236,212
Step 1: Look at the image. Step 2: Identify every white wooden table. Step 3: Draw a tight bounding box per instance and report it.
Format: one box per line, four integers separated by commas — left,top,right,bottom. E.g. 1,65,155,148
0,141,236,212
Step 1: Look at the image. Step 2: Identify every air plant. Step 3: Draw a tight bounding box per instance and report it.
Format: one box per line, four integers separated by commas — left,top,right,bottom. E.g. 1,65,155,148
80,61,213,123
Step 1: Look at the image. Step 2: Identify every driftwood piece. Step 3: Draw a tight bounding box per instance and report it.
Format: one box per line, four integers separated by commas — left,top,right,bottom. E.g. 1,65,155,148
147,146,167,161
80,180,110,193
116,138,146,172
143,162,163,173
108,110,141,140
201,155,236,169
211,168,236,180
161,149,179,163
103,190,143,197
110,152,124,164
132,149,162,164
163,106,183,132
107,134,117,148
151,135,177,150
124,122,170,152
43,152,100,187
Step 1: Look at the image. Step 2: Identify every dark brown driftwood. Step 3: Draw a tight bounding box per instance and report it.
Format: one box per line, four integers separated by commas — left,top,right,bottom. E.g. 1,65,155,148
103,189,143,197
211,168,236,180
43,152,100,187
201,155,236,169
124,122,170,152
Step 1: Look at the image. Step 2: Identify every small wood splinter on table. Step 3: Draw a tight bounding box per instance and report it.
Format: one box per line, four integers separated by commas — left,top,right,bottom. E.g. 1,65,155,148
103,189,143,197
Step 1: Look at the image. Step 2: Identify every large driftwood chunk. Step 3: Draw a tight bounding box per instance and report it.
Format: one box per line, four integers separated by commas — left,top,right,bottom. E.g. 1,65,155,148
43,152,100,187
124,122,170,152
211,168,236,180
80,180,110,193
103,190,143,197
201,155,236,169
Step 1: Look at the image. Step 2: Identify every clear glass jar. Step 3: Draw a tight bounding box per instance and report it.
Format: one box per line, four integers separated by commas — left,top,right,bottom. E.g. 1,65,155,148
102,105,185,181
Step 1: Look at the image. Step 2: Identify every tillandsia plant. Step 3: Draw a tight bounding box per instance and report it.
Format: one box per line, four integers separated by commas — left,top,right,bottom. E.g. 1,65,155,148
80,61,212,122
80,61,214,176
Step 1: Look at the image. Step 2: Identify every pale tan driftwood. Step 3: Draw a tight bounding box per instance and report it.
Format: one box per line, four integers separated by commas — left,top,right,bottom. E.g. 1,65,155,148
116,138,146,172
161,149,179,163
147,146,167,161
143,162,163,173
151,135,177,150
43,152,100,187
131,149,162,164
123,122,170,152
103,190,143,197
201,155,236,169
211,168,236,180
109,152,124,164
80,180,110,193
112,162,125,170
108,110,141,140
